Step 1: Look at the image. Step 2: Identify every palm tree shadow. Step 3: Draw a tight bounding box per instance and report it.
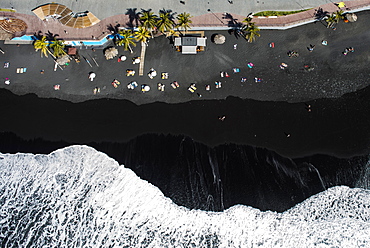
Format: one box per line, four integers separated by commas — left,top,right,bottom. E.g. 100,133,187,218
223,13,239,27
45,30,59,40
107,24,119,33
314,7,329,21
32,31,44,40
223,13,244,39
126,8,140,28
141,8,152,12
159,8,177,21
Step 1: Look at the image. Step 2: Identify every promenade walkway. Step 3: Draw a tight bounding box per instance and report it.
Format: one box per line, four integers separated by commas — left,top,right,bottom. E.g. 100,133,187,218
0,0,369,42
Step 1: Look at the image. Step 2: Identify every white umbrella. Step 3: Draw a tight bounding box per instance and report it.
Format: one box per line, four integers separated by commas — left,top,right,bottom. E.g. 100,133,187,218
120,55,127,61
105,47,118,60
89,72,96,81
56,55,70,65
213,34,226,44
148,68,157,79
346,13,357,22
142,85,151,92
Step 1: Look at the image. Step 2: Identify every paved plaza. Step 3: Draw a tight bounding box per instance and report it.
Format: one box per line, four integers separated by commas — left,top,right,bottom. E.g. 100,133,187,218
3,0,345,20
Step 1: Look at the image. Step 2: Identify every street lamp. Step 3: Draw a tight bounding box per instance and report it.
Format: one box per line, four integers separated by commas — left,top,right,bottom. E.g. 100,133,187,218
207,9,225,25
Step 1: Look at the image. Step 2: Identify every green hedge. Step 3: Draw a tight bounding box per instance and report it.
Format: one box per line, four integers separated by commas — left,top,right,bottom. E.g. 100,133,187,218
253,9,311,16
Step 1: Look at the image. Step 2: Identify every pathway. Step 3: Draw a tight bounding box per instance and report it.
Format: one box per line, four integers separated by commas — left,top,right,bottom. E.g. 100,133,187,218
0,1,369,43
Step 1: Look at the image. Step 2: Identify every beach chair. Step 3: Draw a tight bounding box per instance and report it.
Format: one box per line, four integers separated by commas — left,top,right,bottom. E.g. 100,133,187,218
126,70,135,76
161,72,169,79
112,79,121,88
188,83,196,93
171,81,180,89
158,83,165,91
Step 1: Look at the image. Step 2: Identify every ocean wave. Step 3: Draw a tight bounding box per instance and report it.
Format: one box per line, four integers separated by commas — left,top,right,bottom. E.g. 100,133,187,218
1,145,369,247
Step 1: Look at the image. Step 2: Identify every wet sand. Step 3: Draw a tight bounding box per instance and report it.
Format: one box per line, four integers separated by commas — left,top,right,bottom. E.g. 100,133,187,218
0,83,369,159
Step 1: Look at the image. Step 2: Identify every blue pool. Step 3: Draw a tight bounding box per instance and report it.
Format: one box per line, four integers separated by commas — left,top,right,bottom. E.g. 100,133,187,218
11,35,109,46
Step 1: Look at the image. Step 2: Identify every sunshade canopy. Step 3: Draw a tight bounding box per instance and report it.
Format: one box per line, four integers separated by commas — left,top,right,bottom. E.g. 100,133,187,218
32,4,100,28
345,13,357,22
182,46,197,54
213,34,225,44
104,47,118,60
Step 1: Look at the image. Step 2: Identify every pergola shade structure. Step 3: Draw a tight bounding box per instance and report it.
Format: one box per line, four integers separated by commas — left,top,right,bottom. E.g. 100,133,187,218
32,3,100,28
174,37,207,54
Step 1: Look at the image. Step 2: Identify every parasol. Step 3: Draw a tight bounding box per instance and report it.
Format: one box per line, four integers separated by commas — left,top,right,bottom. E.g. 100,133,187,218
89,72,96,81
345,13,357,22
213,34,226,44
104,47,118,60
56,55,70,65
142,85,151,92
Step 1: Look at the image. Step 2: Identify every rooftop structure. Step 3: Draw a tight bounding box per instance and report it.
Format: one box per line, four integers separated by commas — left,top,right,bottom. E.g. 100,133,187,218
174,36,207,54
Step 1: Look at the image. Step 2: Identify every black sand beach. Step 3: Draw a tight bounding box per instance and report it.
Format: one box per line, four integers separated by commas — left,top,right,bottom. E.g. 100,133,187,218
1,11,370,105
0,11,369,212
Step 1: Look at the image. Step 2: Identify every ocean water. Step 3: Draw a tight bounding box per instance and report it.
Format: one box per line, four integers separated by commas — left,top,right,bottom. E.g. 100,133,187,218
1,145,369,247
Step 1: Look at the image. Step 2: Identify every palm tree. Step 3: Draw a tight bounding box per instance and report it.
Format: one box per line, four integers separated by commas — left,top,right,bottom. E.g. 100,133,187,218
156,12,175,34
139,10,158,37
326,10,344,28
176,12,192,34
243,23,260,43
333,10,344,22
134,27,151,45
325,14,336,28
165,29,180,38
50,38,66,58
34,36,49,57
242,17,253,27
116,30,136,53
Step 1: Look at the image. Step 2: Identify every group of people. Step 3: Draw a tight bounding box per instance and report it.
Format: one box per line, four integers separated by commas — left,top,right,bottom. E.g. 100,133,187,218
343,47,355,55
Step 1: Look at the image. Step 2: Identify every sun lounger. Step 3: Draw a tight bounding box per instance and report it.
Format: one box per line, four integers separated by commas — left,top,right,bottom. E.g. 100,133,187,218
171,81,180,89
16,68,26,73
158,83,165,91
126,70,135,76
188,83,197,93
233,68,240,73
161,72,169,79
112,79,121,88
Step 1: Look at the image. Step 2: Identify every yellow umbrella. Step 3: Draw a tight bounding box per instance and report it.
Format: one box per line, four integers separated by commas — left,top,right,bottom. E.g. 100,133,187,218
337,2,346,8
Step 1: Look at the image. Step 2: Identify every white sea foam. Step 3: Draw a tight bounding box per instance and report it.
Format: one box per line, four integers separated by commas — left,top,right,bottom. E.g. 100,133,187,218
0,145,369,247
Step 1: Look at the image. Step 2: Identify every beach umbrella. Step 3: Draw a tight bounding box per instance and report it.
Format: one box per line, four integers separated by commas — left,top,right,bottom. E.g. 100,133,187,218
89,72,96,81
345,13,358,22
104,47,118,60
141,85,150,92
213,34,226,44
56,55,70,65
